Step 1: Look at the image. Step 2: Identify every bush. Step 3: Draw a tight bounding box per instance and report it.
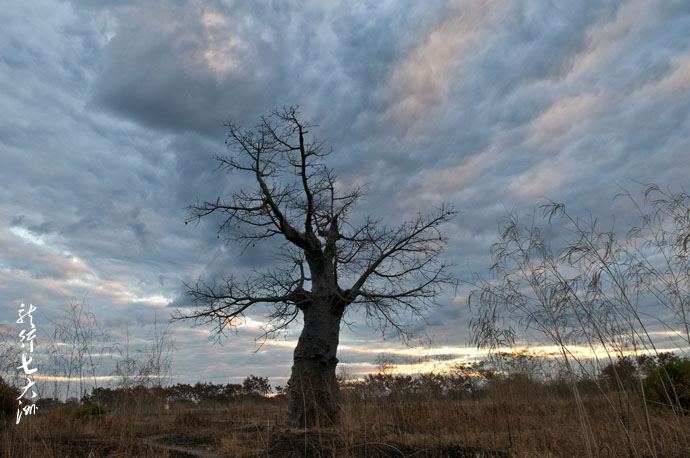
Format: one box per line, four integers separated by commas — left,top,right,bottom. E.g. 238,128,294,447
600,356,639,391
0,376,20,420
35,397,61,410
75,404,105,419
643,356,690,413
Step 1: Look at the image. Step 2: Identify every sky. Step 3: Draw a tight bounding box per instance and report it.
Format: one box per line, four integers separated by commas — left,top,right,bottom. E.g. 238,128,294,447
1,0,690,389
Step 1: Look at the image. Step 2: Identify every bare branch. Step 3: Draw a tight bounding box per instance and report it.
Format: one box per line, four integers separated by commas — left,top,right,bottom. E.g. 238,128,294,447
183,108,456,342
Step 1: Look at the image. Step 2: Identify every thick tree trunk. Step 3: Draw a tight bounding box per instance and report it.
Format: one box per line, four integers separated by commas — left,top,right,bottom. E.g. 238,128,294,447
286,296,342,428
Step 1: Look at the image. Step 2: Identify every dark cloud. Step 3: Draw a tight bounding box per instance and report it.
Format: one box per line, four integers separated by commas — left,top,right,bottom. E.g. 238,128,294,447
87,1,302,134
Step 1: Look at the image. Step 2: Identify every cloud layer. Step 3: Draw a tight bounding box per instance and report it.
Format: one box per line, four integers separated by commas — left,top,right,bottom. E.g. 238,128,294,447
2,0,689,385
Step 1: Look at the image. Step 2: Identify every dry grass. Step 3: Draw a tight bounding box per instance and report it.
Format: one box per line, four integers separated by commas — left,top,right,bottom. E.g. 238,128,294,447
337,392,690,458
2,384,689,458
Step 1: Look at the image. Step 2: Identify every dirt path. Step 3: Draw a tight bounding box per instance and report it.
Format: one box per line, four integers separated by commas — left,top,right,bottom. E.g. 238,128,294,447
142,434,227,458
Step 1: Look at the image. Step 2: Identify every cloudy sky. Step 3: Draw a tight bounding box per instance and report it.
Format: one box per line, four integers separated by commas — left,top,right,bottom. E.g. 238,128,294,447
2,0,689,387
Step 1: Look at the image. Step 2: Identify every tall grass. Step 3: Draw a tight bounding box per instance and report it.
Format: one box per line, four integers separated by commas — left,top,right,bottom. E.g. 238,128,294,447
2,361,689,457
466,184,690,457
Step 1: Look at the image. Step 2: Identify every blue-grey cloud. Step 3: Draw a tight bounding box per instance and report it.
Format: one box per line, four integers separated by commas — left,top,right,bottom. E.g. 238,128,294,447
1,0,689,386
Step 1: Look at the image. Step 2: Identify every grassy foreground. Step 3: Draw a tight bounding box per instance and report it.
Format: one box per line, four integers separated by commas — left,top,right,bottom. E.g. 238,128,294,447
2,378,689,458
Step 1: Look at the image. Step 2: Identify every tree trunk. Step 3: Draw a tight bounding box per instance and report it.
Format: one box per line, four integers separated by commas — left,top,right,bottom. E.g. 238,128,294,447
286,296,342,428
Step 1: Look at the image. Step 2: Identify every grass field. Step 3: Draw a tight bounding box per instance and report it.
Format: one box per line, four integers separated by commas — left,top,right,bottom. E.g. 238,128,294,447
3,373,689,458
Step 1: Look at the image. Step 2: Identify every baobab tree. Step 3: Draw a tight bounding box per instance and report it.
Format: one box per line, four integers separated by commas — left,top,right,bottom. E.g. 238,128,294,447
179,107,456,428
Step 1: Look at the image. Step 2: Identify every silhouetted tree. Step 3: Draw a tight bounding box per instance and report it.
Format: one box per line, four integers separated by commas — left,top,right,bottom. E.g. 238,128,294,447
242,375,271,396
178,107,456,427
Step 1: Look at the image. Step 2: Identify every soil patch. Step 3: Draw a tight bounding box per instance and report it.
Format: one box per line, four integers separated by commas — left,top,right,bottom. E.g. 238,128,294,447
143,434,227,458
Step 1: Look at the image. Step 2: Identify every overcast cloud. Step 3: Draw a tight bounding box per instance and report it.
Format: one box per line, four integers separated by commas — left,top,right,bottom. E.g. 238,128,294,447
1,0,689,386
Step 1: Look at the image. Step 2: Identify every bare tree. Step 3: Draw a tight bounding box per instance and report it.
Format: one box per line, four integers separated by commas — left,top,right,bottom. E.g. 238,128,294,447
177,107,456,427
111,324,147,390
48,297,110,401
138,315,176,388
0,323,21,384
111,320,174,390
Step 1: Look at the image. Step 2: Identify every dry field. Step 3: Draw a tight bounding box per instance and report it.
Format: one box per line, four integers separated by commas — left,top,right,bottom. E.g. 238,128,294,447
2,381,689,458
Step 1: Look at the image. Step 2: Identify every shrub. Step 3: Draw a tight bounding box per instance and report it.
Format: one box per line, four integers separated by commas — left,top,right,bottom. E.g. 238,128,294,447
0,376,20,420
75,404,105,419
643,356,690,413
600,356,639,391
35,397,61,410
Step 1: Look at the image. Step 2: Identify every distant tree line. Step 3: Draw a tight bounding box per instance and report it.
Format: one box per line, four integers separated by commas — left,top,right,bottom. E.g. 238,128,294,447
3,350,688,420
337,352,690,414
78,374,272,409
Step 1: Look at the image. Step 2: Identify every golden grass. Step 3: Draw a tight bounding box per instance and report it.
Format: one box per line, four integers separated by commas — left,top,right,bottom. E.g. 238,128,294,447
2,387,689,457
